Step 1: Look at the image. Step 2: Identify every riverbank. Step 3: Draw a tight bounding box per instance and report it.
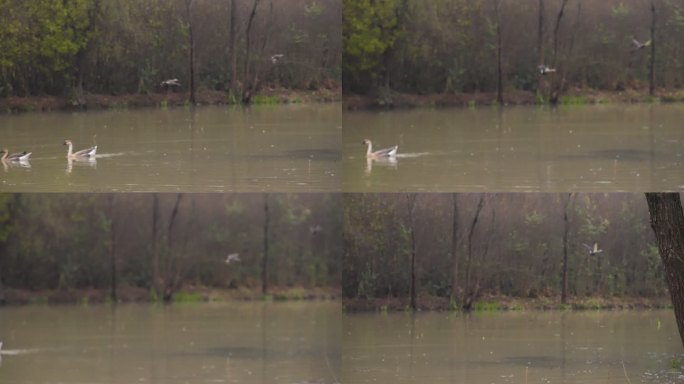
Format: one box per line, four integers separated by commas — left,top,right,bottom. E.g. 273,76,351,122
343,295,673,312
0,86,341,113
343,88,684,110
0,285,339,305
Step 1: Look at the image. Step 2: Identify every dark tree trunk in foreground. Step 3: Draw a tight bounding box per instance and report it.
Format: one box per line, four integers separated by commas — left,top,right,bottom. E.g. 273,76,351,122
646,193,684,348
451,193,460,301
649,1,656,96
185,0,196,104
463,194,485,311
561,193,575,304
243,0,261,104
494,0,503,105
536,0,545,97
406,194,418,311
262,194,269,294
550,0,569,105
229,0,238,97
109,195,117,302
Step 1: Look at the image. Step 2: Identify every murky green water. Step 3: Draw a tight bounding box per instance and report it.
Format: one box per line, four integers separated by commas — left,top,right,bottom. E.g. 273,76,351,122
343,105,684,192
0,104,340,192
0,302,340,384
343,310,684,384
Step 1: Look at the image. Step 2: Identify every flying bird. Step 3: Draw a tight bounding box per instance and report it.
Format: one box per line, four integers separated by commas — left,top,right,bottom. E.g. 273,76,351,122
160,78,181,87
632,38,651,50
270,54,284,64
225,253,241,264
537,64,556,75
583,242,603,256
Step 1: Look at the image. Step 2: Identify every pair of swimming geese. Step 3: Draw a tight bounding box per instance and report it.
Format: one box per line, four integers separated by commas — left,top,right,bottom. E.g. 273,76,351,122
0,140,97,163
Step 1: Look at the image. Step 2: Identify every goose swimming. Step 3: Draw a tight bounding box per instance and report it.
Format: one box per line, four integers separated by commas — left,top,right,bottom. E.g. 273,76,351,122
583,242,603,256
363,139,398,159
0,148,31,162
64,140,97,159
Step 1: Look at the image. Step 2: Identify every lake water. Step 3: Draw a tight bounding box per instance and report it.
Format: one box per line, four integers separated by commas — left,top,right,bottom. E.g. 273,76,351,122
342,310,684,384
343,105,684,192
0,104,340,192
0,301,341,384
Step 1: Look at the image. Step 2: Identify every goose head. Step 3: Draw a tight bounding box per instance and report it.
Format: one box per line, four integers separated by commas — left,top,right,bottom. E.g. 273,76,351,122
63,139,73,146
362,139,371,145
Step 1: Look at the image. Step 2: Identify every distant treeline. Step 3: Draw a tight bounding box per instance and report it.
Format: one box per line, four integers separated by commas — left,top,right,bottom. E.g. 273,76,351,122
343,0,684,101
0,193,341,302
343,193,666,307
0,0,341,100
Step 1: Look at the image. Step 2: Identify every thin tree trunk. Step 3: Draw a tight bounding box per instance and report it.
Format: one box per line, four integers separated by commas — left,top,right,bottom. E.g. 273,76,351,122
464,194,485,310
406,194,418,311
251,0,274,98
451,193,459,301
649,1,656,96
550,0,569,104
152,194,159,298
185,0,196,104
645,193,684,348
494,0,503,105
561,192,575,304
262,194,269,294
229,0,238,96
243,0,261,104
536,0,545,97
109,194,117,302
163,194,183,302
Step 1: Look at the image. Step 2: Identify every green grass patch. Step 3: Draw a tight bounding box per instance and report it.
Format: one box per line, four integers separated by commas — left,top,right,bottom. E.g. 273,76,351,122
159,100,169,109
172,292,203,303
252,95,279,104
647,95,661,104
448,297,461,311
559,95,589,105
467,100,476,109
473,301,501,311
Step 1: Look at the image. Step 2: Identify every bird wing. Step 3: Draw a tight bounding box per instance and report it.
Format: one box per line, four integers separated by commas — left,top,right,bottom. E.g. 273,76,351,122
582,243,592,251
74,146,97,157
374,146,398,157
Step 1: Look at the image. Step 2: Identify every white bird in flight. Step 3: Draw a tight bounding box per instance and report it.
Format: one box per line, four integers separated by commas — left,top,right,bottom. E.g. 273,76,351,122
225,253,241,264
583,242,603,256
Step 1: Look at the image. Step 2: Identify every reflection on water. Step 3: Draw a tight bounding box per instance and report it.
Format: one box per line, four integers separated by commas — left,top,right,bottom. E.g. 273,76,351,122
0,104,340,192
344,104,684,192
342,310,684,384
0,302,340,384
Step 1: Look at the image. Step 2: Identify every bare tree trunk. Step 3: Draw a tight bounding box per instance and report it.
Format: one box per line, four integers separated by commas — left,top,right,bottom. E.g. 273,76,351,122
152,194,159,298
649,1,656,96
536,0,545,97
561,193,575,304
109,194,117,302
451,193,459,301
645,193,684,348
550,0,569,105
251,0,274,98
464,194,485,311
163,194,184,302
494,0,503,105
229,0,238,97
406,194,418,311
262,193,269,294
185,0,196,104
243,0,261,104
